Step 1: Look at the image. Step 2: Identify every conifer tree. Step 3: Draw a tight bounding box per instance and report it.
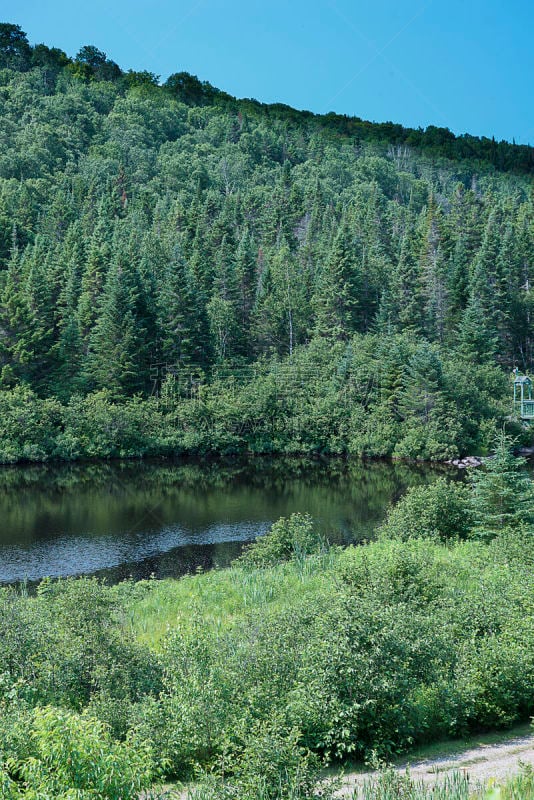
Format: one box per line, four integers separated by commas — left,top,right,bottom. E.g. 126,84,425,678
398,342,444,425
207,234,241,362
87,256,149,396
470,431,534,539
468,210,503,346
269,239,306,356
313,222,359,339
77,225,110,347
446,237,471,330
419,196,448,341
234,228,257,358
391,218,425,334
1,238,57,393
456,293,498,364
158,245,208,367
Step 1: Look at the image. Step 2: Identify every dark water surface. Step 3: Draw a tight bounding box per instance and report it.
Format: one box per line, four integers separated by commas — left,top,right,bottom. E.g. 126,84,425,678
0,457,449,585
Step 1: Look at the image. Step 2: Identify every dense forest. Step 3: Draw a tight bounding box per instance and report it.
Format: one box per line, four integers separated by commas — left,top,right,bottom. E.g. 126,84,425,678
0,21,533,462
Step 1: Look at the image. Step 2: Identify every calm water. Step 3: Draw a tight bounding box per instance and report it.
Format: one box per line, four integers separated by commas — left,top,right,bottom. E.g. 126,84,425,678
0,457,449,585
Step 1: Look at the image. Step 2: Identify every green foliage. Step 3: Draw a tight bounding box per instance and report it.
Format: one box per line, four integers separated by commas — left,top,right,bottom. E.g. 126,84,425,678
0,25,530,461
469,431,534,539
0,332,510,463
0,707,155,799
0,24,31,70
378,478,473,542
188,722,338,800
1,21,534,797
2,518,534,791
72,44,122,81
237,513,324,568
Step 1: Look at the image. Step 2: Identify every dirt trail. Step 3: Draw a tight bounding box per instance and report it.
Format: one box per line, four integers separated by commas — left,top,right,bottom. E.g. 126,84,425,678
341,731,534,794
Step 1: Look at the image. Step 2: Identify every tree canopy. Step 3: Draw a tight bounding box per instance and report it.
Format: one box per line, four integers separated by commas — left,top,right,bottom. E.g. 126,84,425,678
0,23,532,462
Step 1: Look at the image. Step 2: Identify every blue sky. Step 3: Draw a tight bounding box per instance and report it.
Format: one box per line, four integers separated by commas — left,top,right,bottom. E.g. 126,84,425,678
7,0,534,144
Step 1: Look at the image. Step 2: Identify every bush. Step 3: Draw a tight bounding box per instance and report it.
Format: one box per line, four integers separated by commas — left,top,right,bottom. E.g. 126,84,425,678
378,478,472,542
187,721,338,800
237,513,324,568
0,387,63,464
1,706,156,799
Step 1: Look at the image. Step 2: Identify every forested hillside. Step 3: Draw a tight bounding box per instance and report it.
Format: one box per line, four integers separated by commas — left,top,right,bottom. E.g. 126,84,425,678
0,22,533,462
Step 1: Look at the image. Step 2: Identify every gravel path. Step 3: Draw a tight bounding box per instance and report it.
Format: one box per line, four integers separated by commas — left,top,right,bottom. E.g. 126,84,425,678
148,730,534,798
341,731,534,794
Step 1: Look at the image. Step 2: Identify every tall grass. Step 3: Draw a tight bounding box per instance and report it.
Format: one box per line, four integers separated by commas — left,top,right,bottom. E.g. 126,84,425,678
124,553,335,648
354,769,478,799
180,768,534,800
353,766,534,800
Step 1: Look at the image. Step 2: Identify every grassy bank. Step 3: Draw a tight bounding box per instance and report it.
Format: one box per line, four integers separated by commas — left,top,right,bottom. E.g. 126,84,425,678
1,454,534,798
2,531,534,793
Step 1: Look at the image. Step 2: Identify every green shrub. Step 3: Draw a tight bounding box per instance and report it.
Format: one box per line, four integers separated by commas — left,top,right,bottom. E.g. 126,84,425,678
187,721,338,800
1,706,156,799
0,387,63,464
378,478,472,542
237,513,324,568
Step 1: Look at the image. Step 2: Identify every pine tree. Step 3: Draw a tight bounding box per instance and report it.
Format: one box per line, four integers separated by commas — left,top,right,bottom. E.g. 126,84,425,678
354,186,389,332
419,196,448,341
468,210,503,349
87,255,149,397
391,218,425,334
398,342,444,425
512,199,534,369
469,431,534,539
269,239,306,356
313,222,359,339
456,293,498,364
0,238,57,393
55,258,83,396
234,228,257,359
77,224,110,346
208,234,241,362
446,237,471,330
495,222,521,363
158,245,208,367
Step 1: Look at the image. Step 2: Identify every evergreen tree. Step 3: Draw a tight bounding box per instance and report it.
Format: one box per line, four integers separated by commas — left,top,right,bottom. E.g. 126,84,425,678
87,256,149,396
456,293,498,364
468,210,503,348
398,342,444,425
208,234,241,362
0,239,57,393
267,239,307,356
419,196,448,341
391,218,425,334
77,225,110,347
158,245,208,367
313,222,360,339
469,431,534,539
446,237,471,330
234,228,257,358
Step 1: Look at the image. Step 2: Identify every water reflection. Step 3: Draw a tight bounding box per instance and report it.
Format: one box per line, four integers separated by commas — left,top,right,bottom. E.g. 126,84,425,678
0,456,450,584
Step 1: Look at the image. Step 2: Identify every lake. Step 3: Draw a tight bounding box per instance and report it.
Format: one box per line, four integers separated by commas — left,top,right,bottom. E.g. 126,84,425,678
0,456,449,585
